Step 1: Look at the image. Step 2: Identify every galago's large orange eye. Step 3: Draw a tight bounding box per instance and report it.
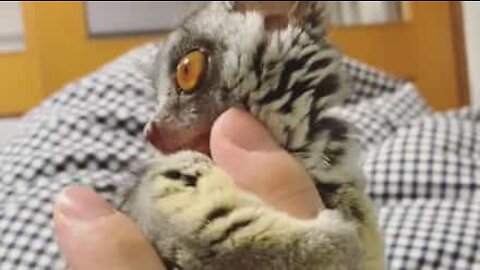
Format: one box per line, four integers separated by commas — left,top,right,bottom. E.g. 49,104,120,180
176,50,207,92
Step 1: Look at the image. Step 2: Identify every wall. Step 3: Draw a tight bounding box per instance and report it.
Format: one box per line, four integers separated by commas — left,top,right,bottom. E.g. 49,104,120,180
31,2,163,97
0,3,43,116
330,2,468,110
462,2,480,108
1,2,472,115
0,2,162,116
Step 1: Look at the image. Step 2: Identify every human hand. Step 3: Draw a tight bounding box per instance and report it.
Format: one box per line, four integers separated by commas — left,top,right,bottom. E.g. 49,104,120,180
210,107,324,219
53,107,323,269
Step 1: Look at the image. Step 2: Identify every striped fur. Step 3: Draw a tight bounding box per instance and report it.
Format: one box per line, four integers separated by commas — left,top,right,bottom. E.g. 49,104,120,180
125,151,365,270
124,2,384,269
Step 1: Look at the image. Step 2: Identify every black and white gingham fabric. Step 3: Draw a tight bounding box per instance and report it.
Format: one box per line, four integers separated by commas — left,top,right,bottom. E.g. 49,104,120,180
328,82,431,151
342,58,406,105
365,107,480,269
0,42,479,269
0,43,161,269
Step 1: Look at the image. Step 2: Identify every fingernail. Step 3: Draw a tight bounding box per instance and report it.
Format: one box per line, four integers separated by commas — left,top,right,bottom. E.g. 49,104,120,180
214,108,278,151
55,186,114,222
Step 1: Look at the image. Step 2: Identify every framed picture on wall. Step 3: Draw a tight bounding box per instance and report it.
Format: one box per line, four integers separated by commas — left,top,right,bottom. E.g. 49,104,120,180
0,1,25,52
84,1,207,36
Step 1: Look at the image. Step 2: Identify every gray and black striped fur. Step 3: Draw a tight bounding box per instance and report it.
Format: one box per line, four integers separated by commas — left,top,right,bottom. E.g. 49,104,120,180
124,2,384,269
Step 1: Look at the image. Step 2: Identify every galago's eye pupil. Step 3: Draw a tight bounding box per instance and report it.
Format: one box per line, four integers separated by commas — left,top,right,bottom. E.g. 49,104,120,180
176,50,206,92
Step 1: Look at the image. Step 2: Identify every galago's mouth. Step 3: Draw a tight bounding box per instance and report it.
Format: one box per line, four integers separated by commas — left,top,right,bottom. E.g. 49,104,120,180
144,121,212,157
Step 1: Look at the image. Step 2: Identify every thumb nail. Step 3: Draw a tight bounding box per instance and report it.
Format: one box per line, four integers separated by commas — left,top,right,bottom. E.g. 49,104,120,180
55,186,114,222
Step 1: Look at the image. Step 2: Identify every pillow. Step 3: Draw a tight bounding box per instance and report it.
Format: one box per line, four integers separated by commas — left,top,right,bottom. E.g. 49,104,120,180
365,108,480,269
1,42,476,269
329,82,431,151
0,43,160,269
342,57,406,105
366,107,480,205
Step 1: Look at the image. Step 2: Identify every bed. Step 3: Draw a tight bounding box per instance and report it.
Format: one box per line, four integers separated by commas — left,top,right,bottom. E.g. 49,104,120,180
0,43,478,269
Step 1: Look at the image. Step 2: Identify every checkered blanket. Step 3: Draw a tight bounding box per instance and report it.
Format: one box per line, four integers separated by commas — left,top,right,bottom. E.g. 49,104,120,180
1,43,479,269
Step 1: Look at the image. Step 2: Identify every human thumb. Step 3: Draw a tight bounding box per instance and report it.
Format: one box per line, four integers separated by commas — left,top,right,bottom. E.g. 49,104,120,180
53,186,164,270
210,108,324,219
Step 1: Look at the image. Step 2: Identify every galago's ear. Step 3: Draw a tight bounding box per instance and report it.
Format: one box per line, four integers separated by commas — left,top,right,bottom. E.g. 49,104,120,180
226,1,328,38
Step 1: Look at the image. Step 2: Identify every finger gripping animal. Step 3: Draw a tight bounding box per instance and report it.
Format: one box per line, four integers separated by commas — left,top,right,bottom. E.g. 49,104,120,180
123,2,384,269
